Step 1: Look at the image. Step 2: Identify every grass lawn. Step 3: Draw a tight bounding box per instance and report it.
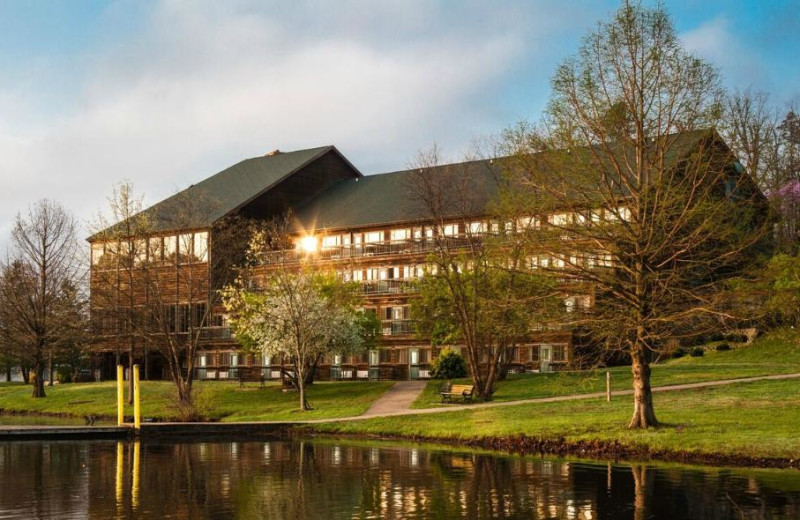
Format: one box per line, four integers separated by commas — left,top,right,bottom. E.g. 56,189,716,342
0,380,394,422
412,329,800,408
310,378,800,460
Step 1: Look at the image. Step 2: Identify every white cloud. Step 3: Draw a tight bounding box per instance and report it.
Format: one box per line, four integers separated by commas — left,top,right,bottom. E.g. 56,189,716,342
681,16,770,92
0,0,607,253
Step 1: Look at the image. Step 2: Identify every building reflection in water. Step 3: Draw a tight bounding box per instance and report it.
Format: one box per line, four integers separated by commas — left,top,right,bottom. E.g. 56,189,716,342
0,440,799,519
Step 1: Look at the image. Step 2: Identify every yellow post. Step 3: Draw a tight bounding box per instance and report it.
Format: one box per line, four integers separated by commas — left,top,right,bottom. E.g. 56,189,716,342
117,365,124,426
133,364,141,430
606,371,612,402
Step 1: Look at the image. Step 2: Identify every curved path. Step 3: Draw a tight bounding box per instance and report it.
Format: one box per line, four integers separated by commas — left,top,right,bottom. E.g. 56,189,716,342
304,372,800,424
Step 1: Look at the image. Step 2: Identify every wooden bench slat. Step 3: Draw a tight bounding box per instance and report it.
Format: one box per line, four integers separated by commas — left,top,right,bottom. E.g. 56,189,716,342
440,383,475,404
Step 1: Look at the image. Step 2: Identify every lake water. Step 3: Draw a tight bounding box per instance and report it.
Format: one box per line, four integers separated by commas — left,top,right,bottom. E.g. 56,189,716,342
0,438,798,519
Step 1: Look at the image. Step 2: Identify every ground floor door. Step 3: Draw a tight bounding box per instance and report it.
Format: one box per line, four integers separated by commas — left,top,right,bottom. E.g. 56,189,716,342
540,345,553,373
409,348,420,380
368,350,380,380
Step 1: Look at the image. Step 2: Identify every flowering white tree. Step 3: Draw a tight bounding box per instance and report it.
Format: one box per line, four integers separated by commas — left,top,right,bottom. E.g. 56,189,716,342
225,267,365,411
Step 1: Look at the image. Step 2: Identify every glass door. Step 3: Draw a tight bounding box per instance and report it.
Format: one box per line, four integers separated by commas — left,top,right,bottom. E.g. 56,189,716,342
540,345,552,373
409,348,420,380
368,350,380,380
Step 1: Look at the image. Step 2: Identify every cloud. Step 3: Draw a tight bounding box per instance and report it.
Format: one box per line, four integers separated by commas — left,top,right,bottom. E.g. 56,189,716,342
0,0,539,251
680,16,769,92
0,0,617,255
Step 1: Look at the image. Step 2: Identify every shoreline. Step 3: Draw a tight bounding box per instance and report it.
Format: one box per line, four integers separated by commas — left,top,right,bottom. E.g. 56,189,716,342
299,428,800,470
1,407,798,470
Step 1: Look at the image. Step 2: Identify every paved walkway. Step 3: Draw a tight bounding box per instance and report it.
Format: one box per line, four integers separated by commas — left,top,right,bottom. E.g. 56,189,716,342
361,381,427,417
305,372,800,424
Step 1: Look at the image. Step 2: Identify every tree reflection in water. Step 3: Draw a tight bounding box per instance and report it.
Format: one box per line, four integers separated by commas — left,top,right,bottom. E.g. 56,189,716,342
0,440,799,519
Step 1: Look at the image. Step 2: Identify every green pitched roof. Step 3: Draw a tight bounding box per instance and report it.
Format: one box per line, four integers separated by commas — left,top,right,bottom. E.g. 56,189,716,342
292,129,721,233
293,159,502,232
90,145,344,240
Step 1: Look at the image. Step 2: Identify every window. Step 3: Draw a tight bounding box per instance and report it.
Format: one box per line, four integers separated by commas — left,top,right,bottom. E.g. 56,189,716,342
364,231,383,244
178,233,193,260
443,224,459,236
91,243,104,265
352,269,363,282
390,228,410,241
322,235,343,249
515,216,538,231
366,268,379,281
468,221,484,234
550,213,570,226
149,237,163,263
164,235,177,263
194,231,209,262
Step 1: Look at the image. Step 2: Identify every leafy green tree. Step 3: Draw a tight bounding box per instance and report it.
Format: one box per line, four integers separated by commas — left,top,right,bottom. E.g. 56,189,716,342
430,348,467,380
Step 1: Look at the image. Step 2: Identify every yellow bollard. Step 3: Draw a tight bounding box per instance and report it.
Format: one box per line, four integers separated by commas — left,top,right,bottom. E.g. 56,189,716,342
117,365,124,426
133,365,141,430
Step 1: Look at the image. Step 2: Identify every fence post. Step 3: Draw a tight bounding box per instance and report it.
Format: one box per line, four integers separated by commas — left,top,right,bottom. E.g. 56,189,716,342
606,371,612,402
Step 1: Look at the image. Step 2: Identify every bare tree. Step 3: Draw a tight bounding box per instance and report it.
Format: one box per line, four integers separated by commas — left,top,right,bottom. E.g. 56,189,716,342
0,200,82,397
498,1,769,428
90,184,249,417
90,182,150,402
722,89,780,193
407,146,558,400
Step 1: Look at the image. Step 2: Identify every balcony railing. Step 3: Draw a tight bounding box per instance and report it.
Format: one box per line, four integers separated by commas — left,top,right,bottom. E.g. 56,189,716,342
362,279,418,295
199,327,233,341
259,237,476,265
381,319,416,336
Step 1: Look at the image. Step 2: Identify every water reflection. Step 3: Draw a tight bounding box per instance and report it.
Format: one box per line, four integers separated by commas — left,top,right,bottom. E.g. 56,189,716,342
0,439,798,519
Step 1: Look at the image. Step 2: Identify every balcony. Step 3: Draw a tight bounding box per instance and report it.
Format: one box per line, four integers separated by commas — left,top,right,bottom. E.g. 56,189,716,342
259,236,476,265
199,327,233,341
362,279,418,295
381,319,416,336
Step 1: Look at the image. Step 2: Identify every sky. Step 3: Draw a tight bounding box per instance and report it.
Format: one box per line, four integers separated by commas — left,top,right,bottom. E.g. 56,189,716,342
1,0,798,252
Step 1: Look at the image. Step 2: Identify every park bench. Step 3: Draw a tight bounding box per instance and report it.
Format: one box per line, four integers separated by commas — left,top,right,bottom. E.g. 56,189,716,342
440,383,475,404
238,367,265,388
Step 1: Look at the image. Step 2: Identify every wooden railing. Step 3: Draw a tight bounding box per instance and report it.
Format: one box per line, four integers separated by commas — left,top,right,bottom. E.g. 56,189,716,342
258,237,476,265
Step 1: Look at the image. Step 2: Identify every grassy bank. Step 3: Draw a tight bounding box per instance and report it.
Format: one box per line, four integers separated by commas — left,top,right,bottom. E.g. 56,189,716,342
0,380,393,422
309,378,800,462
412,330,800,408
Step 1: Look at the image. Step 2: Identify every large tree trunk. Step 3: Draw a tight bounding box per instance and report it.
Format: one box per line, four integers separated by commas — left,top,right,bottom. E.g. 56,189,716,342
21,365,30,384
32,361,46,398
628,346,658,428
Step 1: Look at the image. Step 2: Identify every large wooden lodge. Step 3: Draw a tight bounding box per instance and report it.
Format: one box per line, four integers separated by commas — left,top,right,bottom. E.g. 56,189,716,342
88,131,755,381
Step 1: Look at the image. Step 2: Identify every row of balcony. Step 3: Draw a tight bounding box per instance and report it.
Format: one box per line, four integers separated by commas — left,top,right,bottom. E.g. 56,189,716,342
193,363,434,381
259,237,475,265
199,319,418,341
